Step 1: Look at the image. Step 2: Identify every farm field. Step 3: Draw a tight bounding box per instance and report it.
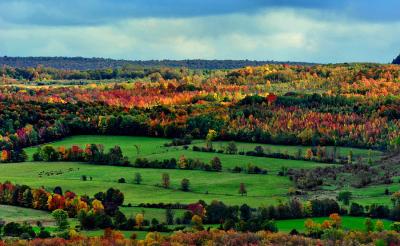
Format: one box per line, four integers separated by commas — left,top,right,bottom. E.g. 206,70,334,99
0,205,54,224
3,135,387,208
25,135,380,163
24,135,364,174
276,216,393,233
0,161,293,207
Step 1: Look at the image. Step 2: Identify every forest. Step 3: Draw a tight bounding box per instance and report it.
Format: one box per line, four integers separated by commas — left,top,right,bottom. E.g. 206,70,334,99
0,61,399,245
0,57,314,70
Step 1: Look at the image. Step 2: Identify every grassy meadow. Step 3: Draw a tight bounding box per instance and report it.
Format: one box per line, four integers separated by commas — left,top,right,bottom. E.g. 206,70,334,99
3,135,384,208
0,205,53,224
276,216,393,233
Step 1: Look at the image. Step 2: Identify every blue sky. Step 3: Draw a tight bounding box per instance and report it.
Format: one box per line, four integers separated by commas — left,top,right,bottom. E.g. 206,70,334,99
0,0,399,63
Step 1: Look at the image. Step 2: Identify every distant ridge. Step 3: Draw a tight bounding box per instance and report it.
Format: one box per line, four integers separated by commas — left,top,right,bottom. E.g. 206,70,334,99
0,56,315,70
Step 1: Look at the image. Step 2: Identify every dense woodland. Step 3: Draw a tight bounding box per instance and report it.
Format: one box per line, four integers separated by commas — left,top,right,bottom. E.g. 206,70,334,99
0,63,399,159
0,57,313,70
1,61,400,244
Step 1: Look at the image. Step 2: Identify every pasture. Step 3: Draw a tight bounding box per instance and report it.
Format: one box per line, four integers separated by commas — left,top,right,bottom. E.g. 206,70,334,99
0,205,54,224
4,135,383,208
276,216,393,233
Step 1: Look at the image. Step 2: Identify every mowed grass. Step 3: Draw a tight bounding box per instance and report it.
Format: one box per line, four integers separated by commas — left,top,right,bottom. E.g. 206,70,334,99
0,162,293,207
276,216,393,233
0,205,54,223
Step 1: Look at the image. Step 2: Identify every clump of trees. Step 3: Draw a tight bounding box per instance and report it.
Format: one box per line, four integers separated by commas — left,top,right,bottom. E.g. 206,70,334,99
0,181,126,231
33,144,129,166
134,156,223,172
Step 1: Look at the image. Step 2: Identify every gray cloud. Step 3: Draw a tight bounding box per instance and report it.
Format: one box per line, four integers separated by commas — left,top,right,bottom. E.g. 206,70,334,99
1,8,399,63
0,0,399,27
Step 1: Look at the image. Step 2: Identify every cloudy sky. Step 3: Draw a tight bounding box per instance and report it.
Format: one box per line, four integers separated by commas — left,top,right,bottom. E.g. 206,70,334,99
0,0,399,63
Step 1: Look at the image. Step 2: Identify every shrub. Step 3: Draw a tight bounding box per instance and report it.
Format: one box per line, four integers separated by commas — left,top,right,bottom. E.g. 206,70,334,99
181,178,190,191
134,172,142,184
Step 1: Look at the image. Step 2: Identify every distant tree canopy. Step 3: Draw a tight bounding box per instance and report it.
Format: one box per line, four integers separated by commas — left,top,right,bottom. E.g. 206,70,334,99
393,54,400,64
0,56,314,70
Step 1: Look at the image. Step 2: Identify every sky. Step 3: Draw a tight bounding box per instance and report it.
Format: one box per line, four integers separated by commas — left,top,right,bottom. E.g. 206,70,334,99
0,0,399,63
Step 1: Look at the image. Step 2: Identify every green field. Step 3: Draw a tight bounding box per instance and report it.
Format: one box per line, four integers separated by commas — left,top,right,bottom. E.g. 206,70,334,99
0,205,54,224
276,216,393,233
1,135,385,212
25,135,380,164
24,135,345,174
0,161,293,206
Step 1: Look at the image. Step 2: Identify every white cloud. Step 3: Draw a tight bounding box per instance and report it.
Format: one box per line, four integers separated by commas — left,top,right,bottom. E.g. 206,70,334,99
0,9,399,62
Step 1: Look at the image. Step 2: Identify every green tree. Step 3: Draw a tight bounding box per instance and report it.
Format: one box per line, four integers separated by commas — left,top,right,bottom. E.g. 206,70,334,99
347,150,353,164
240,204,251,221
181,178,190,191
205,129,217,149
210,157,222,171
226,141,238,154
165,208,175,225
337,191,352,206
52,209,69,230
391,222,400,232
364,218,374,232
22,189,33,208
134,172,142,184
161,173,170,189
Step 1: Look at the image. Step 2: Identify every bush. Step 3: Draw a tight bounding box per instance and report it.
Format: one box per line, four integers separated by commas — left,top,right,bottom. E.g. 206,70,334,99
181,178,190,191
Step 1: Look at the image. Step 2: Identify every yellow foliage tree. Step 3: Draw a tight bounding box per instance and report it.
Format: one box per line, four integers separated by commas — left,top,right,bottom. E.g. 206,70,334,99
135,213,144,228
92,199,104,214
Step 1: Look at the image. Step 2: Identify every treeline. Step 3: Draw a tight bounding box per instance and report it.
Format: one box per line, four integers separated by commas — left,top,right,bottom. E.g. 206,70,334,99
2,65,197,81
0,149,27,163
31,144,226,172
0,181,123,217
192,142,348,165
349,191,400,221
32,144,129,166
134,156,222,172
0,56,312,70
